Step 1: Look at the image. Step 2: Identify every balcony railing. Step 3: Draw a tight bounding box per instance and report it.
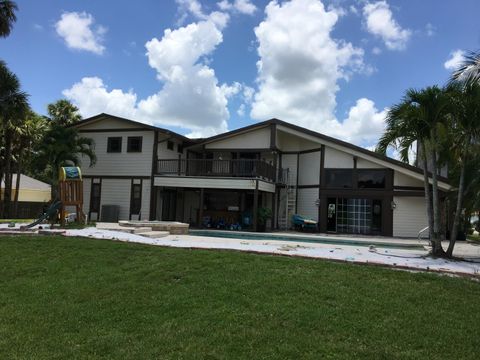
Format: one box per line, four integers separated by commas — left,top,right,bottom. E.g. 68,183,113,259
157,158,287,183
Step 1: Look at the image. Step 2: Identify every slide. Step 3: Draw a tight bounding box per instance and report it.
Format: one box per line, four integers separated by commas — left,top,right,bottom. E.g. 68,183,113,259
25,200,63,229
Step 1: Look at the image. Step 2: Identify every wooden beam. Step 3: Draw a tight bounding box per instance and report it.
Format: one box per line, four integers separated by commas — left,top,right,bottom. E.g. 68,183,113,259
253,180,259,231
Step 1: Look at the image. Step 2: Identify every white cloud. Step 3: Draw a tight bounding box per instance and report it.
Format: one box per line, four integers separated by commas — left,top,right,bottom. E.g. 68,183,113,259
362,1,411,50
372,46,382,55
62,77,138,119
250,0,384,147
425,23,435,37
176,0,230,29
55,11,106,54
217,0,257,15
64,4,257,137
444,49,465,71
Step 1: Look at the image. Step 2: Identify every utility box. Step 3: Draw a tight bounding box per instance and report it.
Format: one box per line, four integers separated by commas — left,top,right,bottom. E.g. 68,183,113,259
100,205,120,222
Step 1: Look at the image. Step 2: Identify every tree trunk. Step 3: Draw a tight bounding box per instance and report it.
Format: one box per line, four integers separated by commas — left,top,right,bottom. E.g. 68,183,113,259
2,129,13,218
447,145,468,257
421,145,434,242
430,147,445,256
13,161,22,218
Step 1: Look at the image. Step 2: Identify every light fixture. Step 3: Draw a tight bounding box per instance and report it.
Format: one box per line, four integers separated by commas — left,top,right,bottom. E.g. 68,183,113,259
391,201,397,210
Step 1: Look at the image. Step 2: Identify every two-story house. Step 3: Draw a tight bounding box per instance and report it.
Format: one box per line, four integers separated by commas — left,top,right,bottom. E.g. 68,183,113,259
75,113,451,238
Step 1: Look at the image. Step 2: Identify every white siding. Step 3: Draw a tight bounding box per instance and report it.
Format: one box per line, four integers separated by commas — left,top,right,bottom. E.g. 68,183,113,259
206,127,271,149
393,196,428,238
99,179,132,220
296,188,319,221
324,146,353,168
80,130,154,176
298,151,320,185
258,180,275,193
157,134,184,159
141,181,151,220
394,171,424,187
281,154,297,186
78,116,145,130
82,178,91,216
357,158,384,168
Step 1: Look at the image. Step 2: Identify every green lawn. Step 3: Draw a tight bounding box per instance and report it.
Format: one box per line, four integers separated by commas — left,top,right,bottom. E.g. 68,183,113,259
1,236,479,359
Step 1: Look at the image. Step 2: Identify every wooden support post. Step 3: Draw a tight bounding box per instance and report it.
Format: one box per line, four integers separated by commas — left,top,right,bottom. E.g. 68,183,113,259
272,189,277,230
253,180,259,232
199,188,204,228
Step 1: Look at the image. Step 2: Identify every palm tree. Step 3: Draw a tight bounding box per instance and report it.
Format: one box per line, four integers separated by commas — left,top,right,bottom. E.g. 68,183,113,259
451,51,480,85
444,82,480,256
377,86,451,256
47,99,82,126
0,60,29,217
11,112,48,217
0,0,17,37
33,124,96,199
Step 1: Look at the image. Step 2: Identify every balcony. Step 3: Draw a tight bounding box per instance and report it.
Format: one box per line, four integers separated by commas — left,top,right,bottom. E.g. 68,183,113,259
156,158,287,183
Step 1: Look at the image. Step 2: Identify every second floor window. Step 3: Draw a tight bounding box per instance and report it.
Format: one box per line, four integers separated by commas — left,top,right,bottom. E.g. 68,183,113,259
127,136,143,152
107,137,122,153
167,140,174,151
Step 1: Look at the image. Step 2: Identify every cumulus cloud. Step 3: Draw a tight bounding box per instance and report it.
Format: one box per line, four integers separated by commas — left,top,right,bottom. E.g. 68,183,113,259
55,11,106,54
217,0,257,15
444,49,465,71
250,0,384,147
362,1,411,50
64,5,253,136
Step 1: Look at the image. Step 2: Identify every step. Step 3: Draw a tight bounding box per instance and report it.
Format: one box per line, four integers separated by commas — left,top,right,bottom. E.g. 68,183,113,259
137,231,170,239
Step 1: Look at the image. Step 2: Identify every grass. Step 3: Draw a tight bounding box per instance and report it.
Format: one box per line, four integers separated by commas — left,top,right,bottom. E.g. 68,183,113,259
0,236,479,359
467,234,480,243
0,219,33,224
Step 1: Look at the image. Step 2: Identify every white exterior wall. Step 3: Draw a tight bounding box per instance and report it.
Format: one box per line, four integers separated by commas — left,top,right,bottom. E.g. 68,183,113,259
281,154,297,186
78,117,144,130
394,171,424,187
357,158,384,168
296,188,319,221
80,130,154,177
99,179,132,220
393,196,428,238
298,151,320,185
82,178,91,216
141,181,151,220
324,146,354,168
206,127,271,149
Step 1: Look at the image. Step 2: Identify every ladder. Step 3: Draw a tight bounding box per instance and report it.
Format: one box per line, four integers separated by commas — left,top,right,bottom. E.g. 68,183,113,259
278,171,295,230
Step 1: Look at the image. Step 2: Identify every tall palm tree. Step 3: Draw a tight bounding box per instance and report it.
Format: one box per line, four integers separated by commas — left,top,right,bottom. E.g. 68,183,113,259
377,86,451,256
451,51,480,85
0,60,29,217
33,124,96,199
444,82,480,256
47,99,82,126
0,0,17,37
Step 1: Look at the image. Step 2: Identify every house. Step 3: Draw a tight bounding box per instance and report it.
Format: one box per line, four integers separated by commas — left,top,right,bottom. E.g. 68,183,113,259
74,113,451,238
1,174,51,218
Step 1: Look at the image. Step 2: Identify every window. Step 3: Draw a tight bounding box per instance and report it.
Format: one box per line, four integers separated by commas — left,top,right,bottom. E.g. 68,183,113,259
325,169,353,188
357,170,386,189
107,137,122,153
90,183,101,212
130,183,142,214
127,136,143,152
177,144,183,153
167,140,174,151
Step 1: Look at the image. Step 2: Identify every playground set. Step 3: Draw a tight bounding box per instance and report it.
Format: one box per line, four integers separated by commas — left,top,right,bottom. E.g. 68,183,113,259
25,167,85,228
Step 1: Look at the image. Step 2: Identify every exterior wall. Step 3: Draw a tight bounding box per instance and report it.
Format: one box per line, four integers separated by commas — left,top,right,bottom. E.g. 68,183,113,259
281,154,297,186
298,151,320,186
394,171,424,187
393,196,428,238
154,176,274,192
276,130,320,152
357,158,384,169
1,189,50,202
141,181,151,220
78,116,144,130
296,188,319,221
99,178,132,220
324,146,354,168
80,130,154,177
157,134,185,159
205,127,271,149
82,178,91,216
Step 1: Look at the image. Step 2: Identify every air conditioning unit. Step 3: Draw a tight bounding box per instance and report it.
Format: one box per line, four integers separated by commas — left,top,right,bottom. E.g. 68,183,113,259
101,205,120,222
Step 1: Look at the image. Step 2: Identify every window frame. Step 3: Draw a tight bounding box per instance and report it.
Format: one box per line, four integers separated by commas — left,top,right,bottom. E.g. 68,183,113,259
127,136,143,153
107,137,122,153
325,169,354,189
167,140,174,151
357,169,387,189
130,182,142,215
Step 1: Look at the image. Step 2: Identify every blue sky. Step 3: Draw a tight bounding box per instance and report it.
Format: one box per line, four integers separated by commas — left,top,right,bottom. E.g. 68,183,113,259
1,0,479,147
